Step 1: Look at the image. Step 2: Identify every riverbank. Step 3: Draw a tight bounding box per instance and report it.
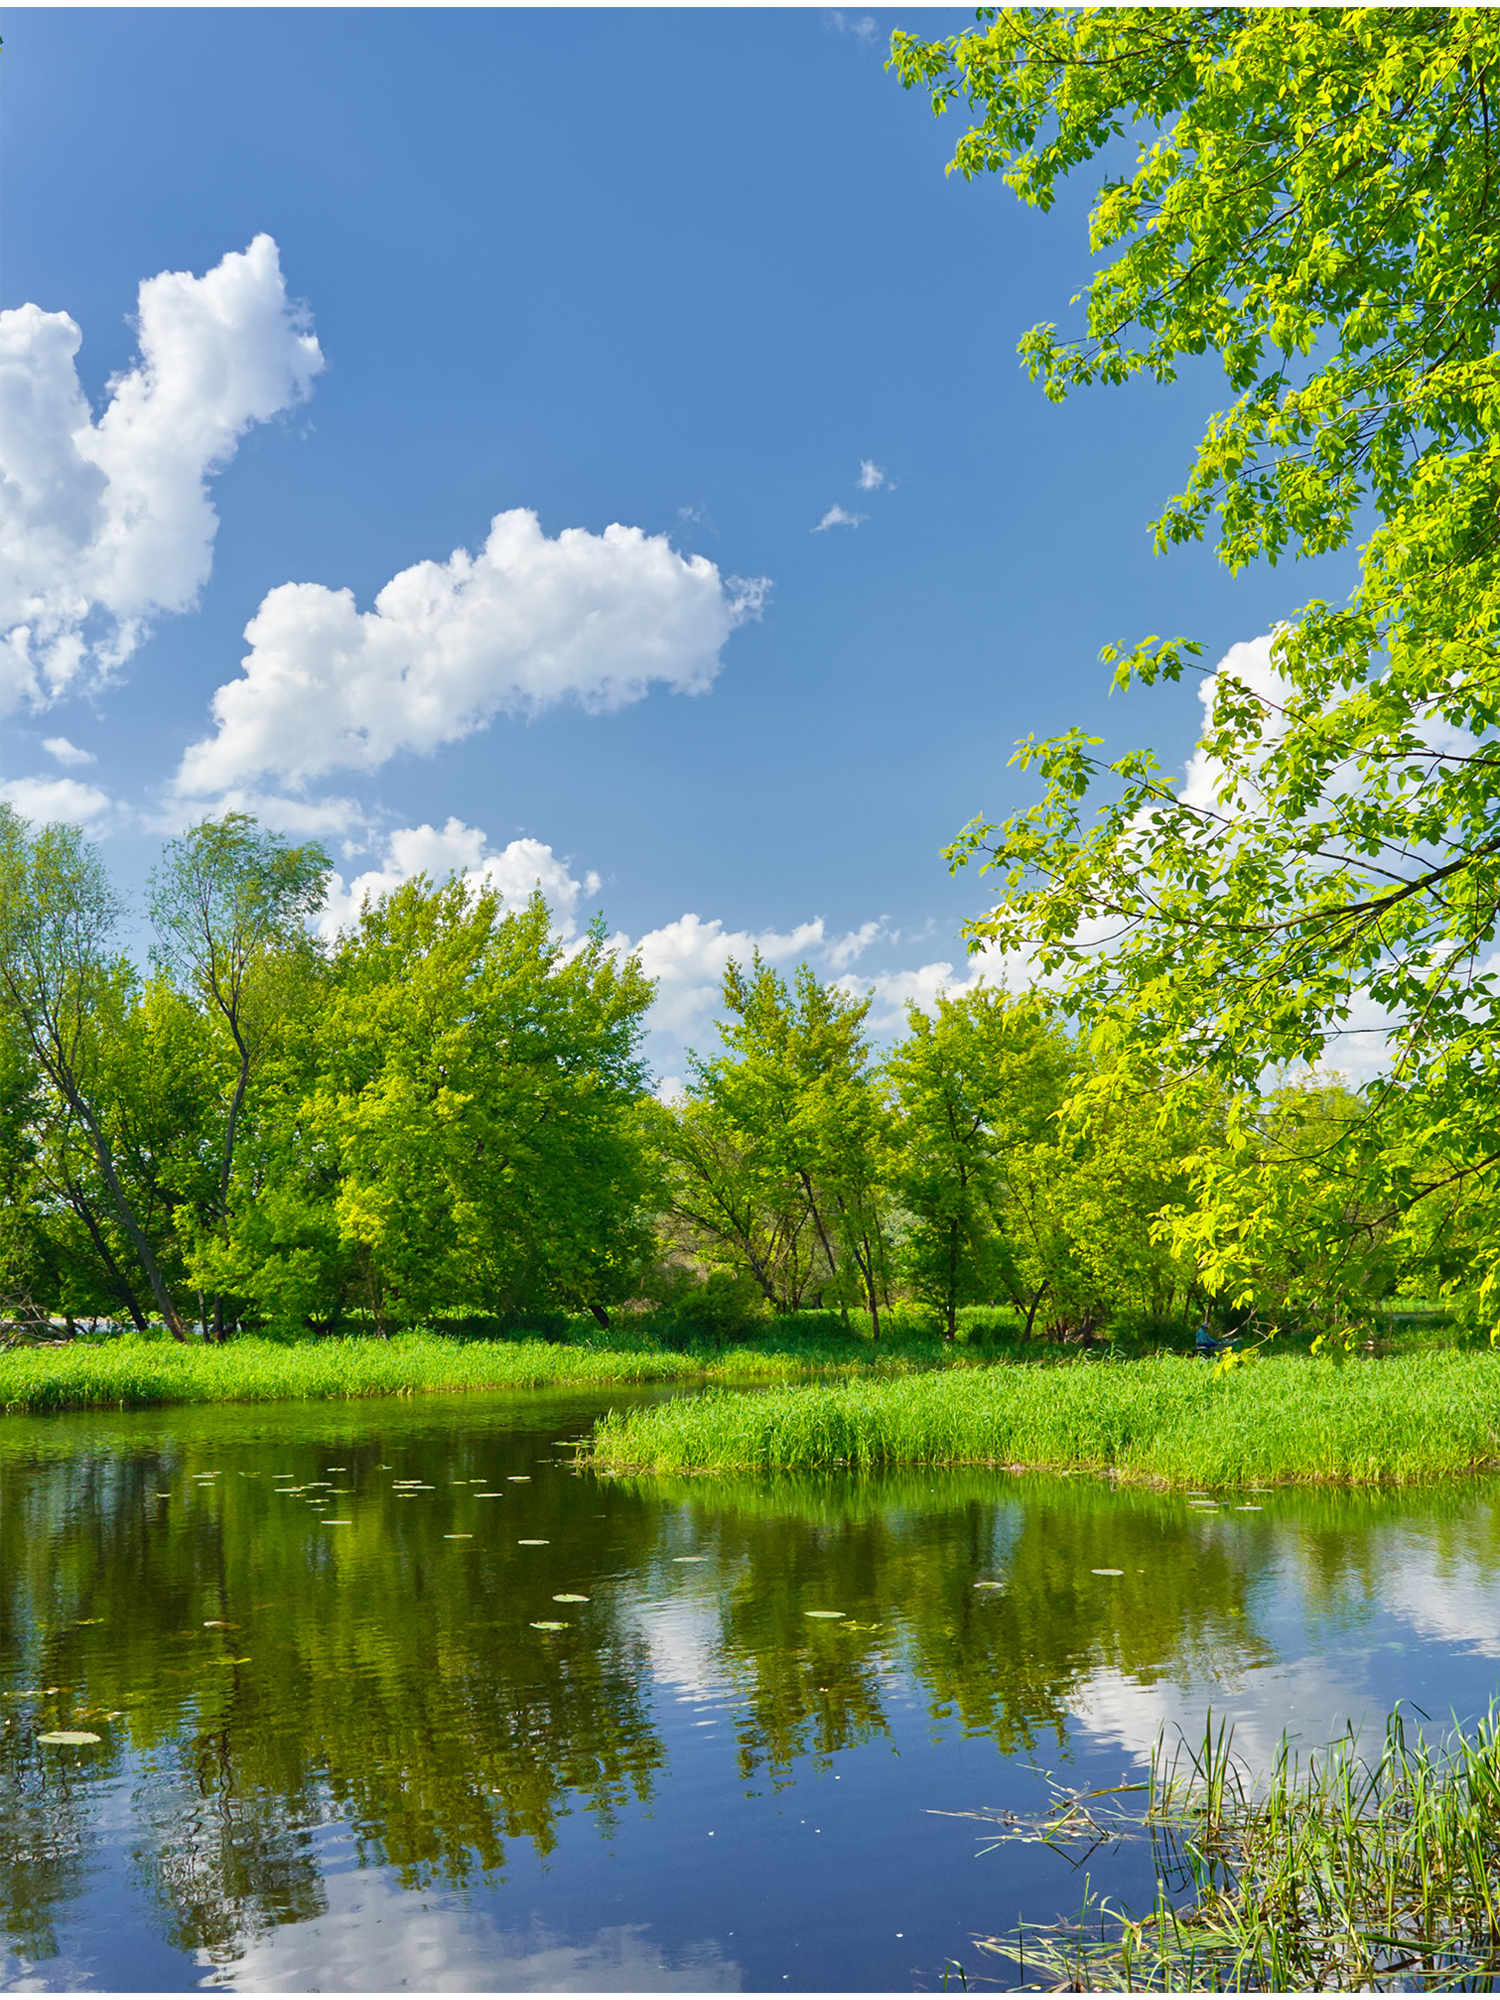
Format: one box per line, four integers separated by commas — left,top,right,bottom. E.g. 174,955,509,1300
0,1328,972,1415
586,1350,1500,1486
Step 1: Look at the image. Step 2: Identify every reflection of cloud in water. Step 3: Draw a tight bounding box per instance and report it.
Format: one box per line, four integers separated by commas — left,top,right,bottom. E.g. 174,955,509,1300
1381,1544,1500,1658
1069,1655,1379,1778
195,1869,741,1991
632,1596,731,1702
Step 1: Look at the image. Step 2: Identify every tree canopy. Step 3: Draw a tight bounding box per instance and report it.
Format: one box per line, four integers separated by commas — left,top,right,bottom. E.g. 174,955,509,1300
892,8,1500,1309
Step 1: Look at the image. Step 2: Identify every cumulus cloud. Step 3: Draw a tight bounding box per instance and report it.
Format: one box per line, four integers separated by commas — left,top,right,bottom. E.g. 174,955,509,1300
42,735,94,766
174,511,768,798
857,458,889,491
0,236,323,717
0,773,115,829
317,817,600,941
813,504,864,532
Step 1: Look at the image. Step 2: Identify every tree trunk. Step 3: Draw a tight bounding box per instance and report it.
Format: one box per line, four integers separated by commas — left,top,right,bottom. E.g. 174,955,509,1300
590,1302,611,1331
1023,1279,1051,1340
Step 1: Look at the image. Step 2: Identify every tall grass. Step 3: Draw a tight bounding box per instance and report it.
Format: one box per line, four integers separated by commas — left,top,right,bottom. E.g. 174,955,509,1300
0,1327,969,1416
588,1350,1500,1485
969,1708,1500,1991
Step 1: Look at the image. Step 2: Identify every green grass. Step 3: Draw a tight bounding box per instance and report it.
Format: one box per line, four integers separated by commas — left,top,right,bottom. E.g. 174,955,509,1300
0,1327,978,1416
971,1708,1500,1991
587,1349,1500,1486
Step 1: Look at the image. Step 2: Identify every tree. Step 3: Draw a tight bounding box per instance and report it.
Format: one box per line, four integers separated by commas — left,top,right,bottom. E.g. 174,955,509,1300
892,10,1500,1304
885,988,1065,1336
150,815,330,1337
0,807,188,1337
661,957,894,1327
310,880,654,1333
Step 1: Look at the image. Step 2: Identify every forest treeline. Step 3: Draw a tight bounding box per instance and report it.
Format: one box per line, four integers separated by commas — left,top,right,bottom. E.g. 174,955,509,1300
0,806,1480,1345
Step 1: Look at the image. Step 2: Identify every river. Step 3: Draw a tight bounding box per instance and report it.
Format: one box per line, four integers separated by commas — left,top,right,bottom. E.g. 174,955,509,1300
4,1386,1500,1990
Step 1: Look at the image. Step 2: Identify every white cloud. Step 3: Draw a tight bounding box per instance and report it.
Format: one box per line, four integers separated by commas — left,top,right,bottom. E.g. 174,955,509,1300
857,458,889,491
813,504,865,532
0,236,323,716
0,773,115,829
318,818,600,942
174,511,768,798
42,734,94,766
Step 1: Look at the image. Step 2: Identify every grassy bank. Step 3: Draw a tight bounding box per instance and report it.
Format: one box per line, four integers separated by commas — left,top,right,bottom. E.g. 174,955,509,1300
587,1350,1500,1486
0,1327,978,1416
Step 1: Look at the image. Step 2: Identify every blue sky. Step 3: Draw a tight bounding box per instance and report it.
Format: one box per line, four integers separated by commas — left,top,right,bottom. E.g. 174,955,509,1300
0,7,1357,1079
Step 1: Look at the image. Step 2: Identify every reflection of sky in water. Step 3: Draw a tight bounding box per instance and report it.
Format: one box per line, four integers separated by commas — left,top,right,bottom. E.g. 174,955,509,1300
1068,1501,1500,1775
7,1400,1500,1992
200,1878,742,1994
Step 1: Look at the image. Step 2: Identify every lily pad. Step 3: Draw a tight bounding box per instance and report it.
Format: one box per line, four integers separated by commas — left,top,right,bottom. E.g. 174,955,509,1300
553,1593,589,1603
37,1731,100,1745
1091,1568,1125,1576
530,1620,568,1630
805,1610,845,1619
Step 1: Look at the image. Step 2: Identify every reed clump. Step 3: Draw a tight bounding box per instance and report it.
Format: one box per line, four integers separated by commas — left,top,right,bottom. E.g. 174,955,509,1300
587,1350,1500,1486
969,1709,1500,1991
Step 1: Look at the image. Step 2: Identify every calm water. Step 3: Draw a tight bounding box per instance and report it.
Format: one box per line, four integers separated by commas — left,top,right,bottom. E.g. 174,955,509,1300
5,1388,1500,1991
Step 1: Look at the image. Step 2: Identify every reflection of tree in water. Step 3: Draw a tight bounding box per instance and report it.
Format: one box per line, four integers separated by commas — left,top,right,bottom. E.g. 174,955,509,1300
0,1416,668,1966
0,1727,98,1965
651,1470,1284,1772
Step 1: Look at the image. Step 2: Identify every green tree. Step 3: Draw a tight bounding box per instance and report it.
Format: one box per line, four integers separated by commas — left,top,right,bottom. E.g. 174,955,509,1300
0,808,188,1338
885,987,1068,1335
662,957,895,1328
149,815,330,1337
310,879,654,1332
892,9,1500,1309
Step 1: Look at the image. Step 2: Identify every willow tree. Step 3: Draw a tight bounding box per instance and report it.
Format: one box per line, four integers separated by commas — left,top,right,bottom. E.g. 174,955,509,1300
893,9,1500,1312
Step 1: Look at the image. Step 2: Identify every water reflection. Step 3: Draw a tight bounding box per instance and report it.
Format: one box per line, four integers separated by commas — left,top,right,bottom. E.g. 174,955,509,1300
4,1395,1500,1988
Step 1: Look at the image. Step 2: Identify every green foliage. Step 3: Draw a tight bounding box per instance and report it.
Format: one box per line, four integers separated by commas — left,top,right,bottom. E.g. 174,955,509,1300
890,10,1500,1309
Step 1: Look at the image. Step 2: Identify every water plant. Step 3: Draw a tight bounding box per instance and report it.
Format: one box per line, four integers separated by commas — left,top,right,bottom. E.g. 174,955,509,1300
961,1707,1500,1991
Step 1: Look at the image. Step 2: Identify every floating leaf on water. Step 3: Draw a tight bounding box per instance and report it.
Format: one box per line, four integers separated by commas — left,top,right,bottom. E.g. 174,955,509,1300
517,1539,549,1545
37,1731,100,1745
973,1581,1005,1591
530,1620,568,1630
553,1593,589,1603
1091,1569,1125,1576
805,1611,845,1619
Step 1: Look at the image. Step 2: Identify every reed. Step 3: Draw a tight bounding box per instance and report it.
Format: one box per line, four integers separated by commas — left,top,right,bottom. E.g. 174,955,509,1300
966,1708,1500,1991
587,1350,1500,1485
